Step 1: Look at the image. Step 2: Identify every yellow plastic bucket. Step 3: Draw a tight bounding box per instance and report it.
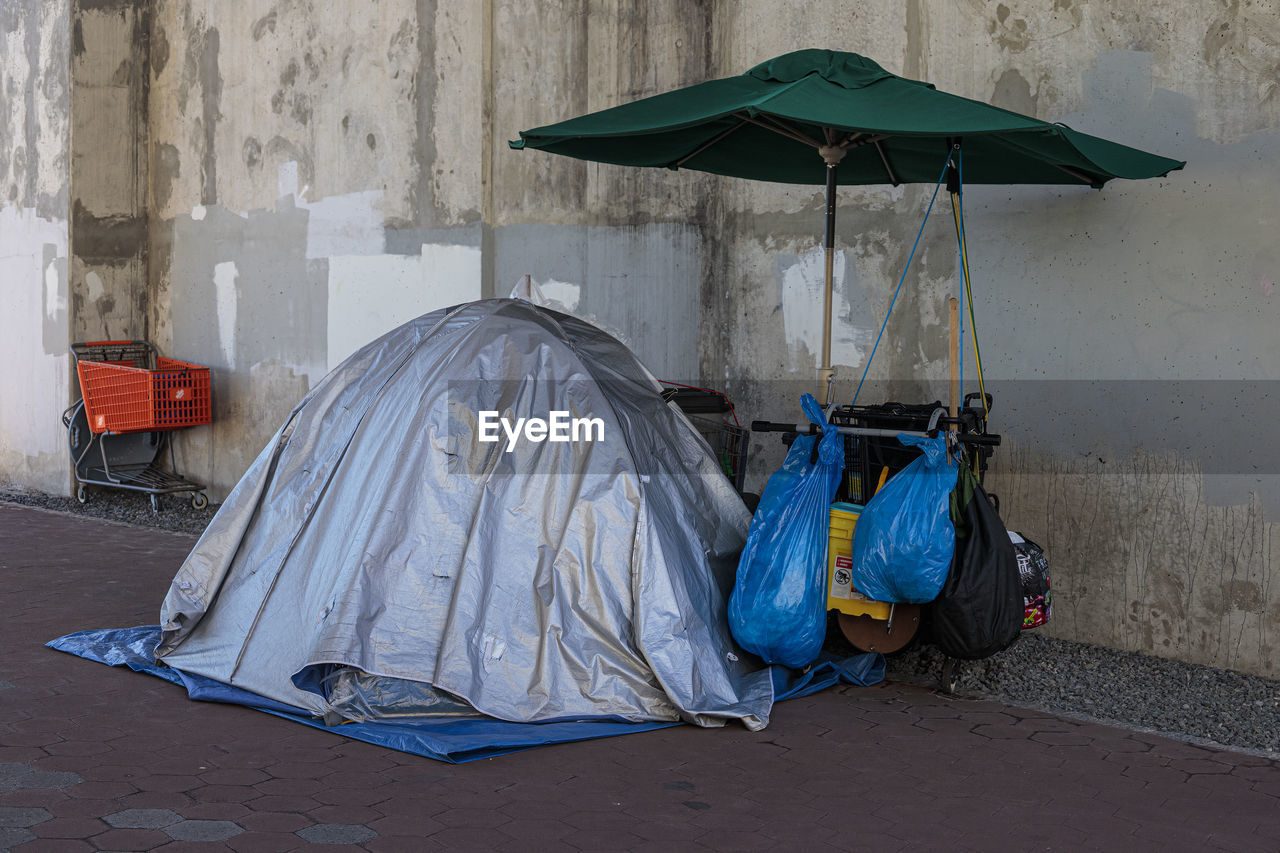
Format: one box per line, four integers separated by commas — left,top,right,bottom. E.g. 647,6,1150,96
827,502,893,620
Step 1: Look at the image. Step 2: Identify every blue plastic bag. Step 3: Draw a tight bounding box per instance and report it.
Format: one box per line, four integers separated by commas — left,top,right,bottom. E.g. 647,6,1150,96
847,434,956,603
728,395,844,668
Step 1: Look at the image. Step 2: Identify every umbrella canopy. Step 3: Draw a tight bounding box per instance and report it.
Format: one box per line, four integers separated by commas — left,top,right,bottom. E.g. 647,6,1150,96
512,49,1183,187
512,49,1185,397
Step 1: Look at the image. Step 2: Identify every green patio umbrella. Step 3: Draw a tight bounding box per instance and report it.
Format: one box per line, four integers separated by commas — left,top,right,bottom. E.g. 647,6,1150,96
511,49,1184,399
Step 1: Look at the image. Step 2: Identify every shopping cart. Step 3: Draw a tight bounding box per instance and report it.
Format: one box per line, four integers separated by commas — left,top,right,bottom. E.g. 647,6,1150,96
662,383,751,495
64,340,211,512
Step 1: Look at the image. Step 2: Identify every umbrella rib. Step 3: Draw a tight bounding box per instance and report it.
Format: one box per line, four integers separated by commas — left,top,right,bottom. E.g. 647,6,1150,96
734,112,823,149
847,133,889,149
674,118,750,168
873,140,900,185
1052,163,1098,185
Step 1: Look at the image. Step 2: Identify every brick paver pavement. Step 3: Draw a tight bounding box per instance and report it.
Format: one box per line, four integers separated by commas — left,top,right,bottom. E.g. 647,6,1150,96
2,502,1278,851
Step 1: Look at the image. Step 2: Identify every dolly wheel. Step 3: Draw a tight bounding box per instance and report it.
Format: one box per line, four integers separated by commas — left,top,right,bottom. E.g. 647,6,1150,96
837,605,920,653
150,494,160,513
191,492,208,510
76,484,87,504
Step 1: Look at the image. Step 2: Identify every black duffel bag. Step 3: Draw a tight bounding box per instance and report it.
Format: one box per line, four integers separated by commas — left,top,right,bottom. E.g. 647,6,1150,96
927,462,1023,660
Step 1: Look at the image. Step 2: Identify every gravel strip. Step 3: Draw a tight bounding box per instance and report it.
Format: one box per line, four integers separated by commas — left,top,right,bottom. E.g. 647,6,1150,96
886,632,1280,757
6,485,1279,756
1,486,216,537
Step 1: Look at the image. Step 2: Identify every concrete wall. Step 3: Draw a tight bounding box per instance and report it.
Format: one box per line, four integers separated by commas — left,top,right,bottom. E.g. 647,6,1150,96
3,1,1279,676
0,2,72,494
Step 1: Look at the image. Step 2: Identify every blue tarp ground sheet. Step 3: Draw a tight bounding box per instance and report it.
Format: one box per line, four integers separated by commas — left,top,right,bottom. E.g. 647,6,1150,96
47,626,885,764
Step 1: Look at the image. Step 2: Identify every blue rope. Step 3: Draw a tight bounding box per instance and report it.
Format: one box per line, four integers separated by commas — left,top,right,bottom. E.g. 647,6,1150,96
852,151,954,408
957,148,964,399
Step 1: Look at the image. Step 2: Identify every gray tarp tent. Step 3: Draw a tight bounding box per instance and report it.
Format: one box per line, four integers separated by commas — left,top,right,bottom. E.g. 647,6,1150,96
156,299,777,729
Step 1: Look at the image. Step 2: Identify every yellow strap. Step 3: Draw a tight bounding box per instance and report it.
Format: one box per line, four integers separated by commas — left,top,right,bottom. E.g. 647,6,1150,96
950,195,988,418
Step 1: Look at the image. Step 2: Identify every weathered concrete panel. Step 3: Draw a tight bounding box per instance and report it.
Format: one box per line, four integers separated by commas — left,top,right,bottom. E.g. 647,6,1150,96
424,0,483,224
0,2,71,217
162,201,327,496
69,1,149,350
991,448,1280,678
149,0,422,223
0,2,71,494
69,257,147,343
494,223,701,381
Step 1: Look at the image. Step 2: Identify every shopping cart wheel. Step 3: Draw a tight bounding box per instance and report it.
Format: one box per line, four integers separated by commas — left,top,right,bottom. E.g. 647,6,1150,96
76,484,87,504
150,494,160,513
191,492,208,510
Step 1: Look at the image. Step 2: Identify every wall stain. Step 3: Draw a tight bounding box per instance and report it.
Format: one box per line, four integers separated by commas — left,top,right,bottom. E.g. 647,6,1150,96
71,15,86,57
251,9,276,42
991,68,1038,117
280,57,299,87
987,4,1031,52
71,199,146,263
152,142,180,211
199,25,221,206
408,1,436,225
150,22,168,76
290,93,311,126
242,136,262,170
20,0,40,209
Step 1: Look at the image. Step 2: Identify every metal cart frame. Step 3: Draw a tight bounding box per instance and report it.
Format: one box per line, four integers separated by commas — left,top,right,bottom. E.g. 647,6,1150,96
662,384,751,495
66,341,209,512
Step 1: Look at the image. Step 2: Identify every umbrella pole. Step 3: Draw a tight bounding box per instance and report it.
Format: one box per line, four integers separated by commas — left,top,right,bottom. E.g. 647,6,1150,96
820,153,842,405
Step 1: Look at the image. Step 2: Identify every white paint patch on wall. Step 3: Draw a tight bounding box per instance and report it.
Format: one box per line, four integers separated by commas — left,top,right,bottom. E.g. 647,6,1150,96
84,270,104,301
278,160,299,201
276,161,385,259
212,261,239,369
780,248,869,372
536,278,581,311
0,205,69,472
326,244,482,371
46,260,67,321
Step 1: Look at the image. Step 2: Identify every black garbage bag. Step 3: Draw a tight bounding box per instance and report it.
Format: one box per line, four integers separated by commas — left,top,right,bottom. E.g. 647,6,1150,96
927,463,1023,660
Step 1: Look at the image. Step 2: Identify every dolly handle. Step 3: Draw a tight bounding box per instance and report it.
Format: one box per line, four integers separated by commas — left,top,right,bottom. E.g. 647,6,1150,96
963,392,993,414
750,420,818,435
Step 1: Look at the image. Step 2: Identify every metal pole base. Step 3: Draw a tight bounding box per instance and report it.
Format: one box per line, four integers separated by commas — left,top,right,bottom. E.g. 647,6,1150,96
818,366,837,405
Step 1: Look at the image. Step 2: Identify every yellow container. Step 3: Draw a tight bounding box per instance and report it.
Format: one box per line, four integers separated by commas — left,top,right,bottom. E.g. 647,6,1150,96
827,502,893,620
